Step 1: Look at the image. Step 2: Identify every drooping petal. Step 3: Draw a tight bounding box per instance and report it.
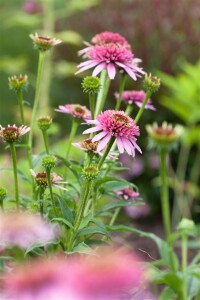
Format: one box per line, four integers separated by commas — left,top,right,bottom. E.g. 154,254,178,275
92,62,107,77
97,134,112,151
77,60,98,67
129,138,142,153
116,136,124,153
92,131,108,142
121,137,132,155
107,63,116,80
75,61,99,75
83,126,102,134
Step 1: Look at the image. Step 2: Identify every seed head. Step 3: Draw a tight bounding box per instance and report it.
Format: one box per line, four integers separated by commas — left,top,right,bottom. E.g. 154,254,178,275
82,165,99,181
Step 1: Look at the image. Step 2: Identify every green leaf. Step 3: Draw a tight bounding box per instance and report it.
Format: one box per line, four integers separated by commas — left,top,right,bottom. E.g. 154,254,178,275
24,240,58,256
66,242,96,255
160,286,176,300
79,212,93,230
95,176,130,191
101,200,144,212
77,226,109,237
157,272,183,296
54,194,74,225
51,217,74,229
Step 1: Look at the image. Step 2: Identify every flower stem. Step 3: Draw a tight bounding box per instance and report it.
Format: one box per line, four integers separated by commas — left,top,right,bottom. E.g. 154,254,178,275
89,93,95,120
46,169,57,216
94,70,110,117
38,188,45,216
16,89,25,124
28,51,45,164
97,136,115,169
181,234,188,300
125,104,134,116
65,119,79,161
42,131,50,154
135,91,151,123
10,143,19,209
115,74,126,110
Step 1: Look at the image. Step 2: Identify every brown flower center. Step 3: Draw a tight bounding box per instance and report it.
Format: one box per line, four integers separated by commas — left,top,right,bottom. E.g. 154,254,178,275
81,138,98,151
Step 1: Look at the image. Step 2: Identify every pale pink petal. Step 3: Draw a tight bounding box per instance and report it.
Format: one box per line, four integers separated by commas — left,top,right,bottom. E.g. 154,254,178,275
83,126,102,134
121,138,132,155
129,138,142,153
92,62,107,76
97,134,112,151
75,61,99,75
85,120,99,125
116,136,124,153
92,131,108,142
107,63,116,79
126,63,145,74
52,184,68,191
77,60,98,67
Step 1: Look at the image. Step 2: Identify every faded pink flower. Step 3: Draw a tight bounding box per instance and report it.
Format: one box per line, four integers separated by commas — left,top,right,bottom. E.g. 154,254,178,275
30,170,68,191
83,110,141,157
0,124,30,143
0,211,57,249
115,90,156,110
116,187,140,200
76,44,144,80
78,31,131,57
73,138,100,154
55,104,91,121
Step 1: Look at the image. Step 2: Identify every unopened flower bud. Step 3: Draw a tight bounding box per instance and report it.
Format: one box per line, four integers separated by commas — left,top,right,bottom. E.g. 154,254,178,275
82,165,99,181
82,76,101,95
177,218,195,236
146,122,183,151
30,33,62,52
37,116,52,131
8,74,28,92
143,73,160,93
42,155,57,169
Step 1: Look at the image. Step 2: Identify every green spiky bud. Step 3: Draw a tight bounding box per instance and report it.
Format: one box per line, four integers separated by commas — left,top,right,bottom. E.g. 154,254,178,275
82,76,101,95
37,116,52,131
8,74,29,92
42,155,57,169
143,73,160,93
82,165,99,181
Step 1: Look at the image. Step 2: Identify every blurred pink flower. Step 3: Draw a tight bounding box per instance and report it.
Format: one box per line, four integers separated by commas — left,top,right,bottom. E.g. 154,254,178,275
83,110,141,157
3,247,146,300
76,44,144,80
0,211,57,249
115,90,156,110
125,203,150,219
116,187,140,200
23,0,42,14
55,104,91,121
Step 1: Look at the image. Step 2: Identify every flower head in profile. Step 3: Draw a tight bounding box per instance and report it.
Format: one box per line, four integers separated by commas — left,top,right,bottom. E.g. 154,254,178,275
116,187,140,200
73,138,99,154
76,43,144,80
0,211,57,249
115,90,156,110
30,33,61,52
0,124,30,143
31,170,67,191
55,104,91,121
8,74,29,92
83,110,141,156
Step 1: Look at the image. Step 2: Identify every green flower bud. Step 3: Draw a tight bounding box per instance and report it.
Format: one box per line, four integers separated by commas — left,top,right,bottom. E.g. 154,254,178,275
82,76,101,95
177,218,195,236
82,165,99,181
37,116,52,131
42,155,57,169
143,73,160,93
8,74,29,92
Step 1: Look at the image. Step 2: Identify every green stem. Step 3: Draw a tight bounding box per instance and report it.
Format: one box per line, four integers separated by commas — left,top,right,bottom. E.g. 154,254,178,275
0,200,4,211
46,169,57,215
115,74,126,110
110,207,121,226
38,188,45,216
97,136,115,169
89,93,95,120
94,70,110,117
135,91,152,123
28,51,45,164
10,143,19,209
181,234,188,300
65,119,79,160
16,89,25,124
42,131,50,154
125,104,134,116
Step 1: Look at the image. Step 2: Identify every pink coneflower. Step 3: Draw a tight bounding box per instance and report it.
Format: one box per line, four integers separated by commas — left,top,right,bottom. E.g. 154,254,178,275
0,211,57,249
73,138,100,154
78,31,131,57
23,0,42,14
115,90,156,110
0,124,30,143
83,110,141,157
76,44,144,80
116,187,140,200
55,104,91,121
30,170,68,191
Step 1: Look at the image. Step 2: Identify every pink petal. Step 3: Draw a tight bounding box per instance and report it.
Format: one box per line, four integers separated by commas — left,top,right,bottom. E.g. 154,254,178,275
97,134,112,151
83,126,102,134
115,62,137,80
85,120,99,125
126,63,145,74
129,138,142,154
75,61,99,75
116,137,124,153
107,63,116,80
121,138,133,156
77,60,98,67
92,131,108,142
92,62,107,77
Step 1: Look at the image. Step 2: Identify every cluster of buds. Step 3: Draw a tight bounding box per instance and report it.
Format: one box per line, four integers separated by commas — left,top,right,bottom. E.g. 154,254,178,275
82,76,101,95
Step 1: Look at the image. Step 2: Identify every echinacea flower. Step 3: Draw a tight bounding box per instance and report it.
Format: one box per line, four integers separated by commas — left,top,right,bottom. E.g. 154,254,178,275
55,104,91,121
116,187,140,200
0,124,30,143
83,110,141,157
115,90,156,110
30,170,68,191
78,31,131,56
30,33,61,52
73,138,100,154
76,43,144,80
0,211,57,249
